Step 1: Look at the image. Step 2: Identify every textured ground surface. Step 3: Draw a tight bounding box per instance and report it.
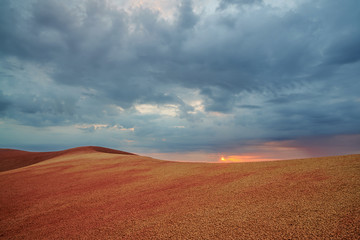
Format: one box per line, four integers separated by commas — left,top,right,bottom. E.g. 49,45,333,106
0,147,359,239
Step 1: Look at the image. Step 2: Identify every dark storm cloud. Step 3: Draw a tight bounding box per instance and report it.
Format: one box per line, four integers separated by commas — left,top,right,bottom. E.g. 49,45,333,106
2,0,359,103
271,102,359,135
0,0,359,154
0,91,11,113
237,105,261,109
178,0,199,29
325,33,360,65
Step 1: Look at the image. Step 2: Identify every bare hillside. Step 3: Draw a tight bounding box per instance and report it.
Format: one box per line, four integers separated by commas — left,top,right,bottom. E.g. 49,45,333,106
0,148,359,239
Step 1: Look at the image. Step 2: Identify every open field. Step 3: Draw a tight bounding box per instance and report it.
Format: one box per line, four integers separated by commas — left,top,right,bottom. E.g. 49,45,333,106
0,147,359,239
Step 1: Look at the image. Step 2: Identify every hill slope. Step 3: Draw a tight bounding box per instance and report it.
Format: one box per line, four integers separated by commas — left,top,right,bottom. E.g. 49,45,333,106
0,148,359,239
0,146,135,172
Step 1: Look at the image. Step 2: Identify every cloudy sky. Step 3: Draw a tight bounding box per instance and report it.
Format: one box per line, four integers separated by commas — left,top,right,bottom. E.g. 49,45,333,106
1,0,359,162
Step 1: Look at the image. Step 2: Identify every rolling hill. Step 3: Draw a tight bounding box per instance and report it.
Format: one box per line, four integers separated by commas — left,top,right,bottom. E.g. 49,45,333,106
0,147,359,239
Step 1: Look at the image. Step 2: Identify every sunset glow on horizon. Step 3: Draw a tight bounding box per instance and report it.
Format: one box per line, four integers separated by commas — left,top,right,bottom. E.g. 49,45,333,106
219,155,279,163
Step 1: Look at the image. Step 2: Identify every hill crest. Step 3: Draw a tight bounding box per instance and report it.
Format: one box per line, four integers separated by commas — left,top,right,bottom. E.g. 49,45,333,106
0,146,135,172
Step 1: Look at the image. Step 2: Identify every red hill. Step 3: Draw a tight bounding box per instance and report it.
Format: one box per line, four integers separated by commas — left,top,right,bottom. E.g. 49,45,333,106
0,146,135,172
0,148,359,239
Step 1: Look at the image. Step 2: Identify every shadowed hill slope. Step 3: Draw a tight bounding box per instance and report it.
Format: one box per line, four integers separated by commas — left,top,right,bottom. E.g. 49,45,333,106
0,149,359,239
0,146,135,172
59,146,136,156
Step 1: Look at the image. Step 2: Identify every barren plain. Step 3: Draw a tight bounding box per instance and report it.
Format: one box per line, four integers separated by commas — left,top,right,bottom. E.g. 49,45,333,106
1,147,359,239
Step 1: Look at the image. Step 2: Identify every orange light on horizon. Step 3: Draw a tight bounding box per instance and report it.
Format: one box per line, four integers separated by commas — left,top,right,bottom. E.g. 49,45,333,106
220,155,245,163
219,155,278,163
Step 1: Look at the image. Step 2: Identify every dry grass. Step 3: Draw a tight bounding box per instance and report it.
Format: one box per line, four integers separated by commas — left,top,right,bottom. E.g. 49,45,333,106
0,147,359,239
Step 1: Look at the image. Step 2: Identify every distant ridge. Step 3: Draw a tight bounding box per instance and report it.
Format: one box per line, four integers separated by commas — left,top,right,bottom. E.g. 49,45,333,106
60,146,136,155
0,146,135,172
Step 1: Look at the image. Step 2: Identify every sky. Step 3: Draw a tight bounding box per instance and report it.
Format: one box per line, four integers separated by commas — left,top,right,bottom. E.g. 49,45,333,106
0,0,359,162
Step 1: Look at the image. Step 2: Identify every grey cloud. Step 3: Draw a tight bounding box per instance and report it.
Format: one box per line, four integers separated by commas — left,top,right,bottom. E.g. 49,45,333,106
201,87,235,113
0,91,11,113
325,34,360,65
267,93,315,104
177,0,199,29
32,1,75,33
218,0,263,10
0,0,359,154
4,91,78,127
237,105,261,109
3,0,358,112
265,98,360,137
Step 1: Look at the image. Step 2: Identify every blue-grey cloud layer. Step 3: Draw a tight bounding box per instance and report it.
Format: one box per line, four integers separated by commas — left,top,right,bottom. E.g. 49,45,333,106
0,0,359,155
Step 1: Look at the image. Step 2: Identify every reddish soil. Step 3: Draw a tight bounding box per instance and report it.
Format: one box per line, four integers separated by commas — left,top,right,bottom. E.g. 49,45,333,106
0,148,359,239
0,146,134,172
